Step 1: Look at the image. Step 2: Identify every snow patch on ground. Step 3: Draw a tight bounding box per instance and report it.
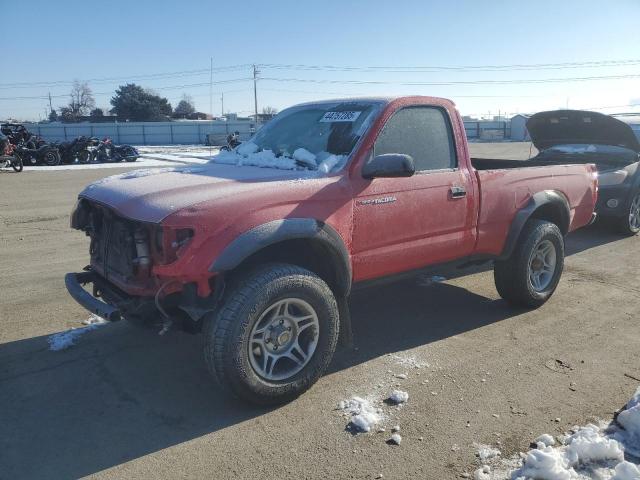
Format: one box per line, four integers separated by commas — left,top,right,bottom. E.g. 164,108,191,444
535,433,557,448
390,353,430,369
48,315,107,351
24,145,217,171
338,396,384,433
388,390,409,405
473,387,640,479
474,443,502,462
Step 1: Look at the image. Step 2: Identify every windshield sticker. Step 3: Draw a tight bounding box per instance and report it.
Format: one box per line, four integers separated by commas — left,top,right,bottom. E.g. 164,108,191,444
320,111,362,123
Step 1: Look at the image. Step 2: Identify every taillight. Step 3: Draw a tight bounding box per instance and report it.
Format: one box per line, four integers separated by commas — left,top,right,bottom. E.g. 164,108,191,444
590,165,598,204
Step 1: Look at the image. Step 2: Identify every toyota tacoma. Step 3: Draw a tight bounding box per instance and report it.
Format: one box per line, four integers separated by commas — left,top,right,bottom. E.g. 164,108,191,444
66,96,598,404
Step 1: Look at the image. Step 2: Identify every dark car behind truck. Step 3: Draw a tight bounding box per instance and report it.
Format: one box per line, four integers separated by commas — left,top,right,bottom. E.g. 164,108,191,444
526,110,640,235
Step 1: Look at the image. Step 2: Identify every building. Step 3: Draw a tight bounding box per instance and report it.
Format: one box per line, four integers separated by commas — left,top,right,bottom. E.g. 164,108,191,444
509,114,531,141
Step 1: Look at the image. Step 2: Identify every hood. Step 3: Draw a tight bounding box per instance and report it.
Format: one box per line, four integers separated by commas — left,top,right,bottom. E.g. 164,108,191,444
79,163,318,223
526,110,640,153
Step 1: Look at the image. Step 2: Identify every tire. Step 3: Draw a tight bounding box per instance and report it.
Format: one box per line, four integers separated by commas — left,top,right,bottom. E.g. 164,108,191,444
42,149,60,167
123,147,138,162
204,263,340,405
11,156,23,172
494,219,564,308
614,191,640,236
77,150,90,164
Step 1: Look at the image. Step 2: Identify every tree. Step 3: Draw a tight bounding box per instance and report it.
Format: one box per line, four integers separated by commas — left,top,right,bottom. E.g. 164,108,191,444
59,106,76,123
173,94,195,118
90,108,104,118
48,109,59,122
68,80,95,118
110,83,173,121
262,106,278,115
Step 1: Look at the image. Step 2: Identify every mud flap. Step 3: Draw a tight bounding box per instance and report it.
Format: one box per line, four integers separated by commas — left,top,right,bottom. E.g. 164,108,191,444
337,295,354,349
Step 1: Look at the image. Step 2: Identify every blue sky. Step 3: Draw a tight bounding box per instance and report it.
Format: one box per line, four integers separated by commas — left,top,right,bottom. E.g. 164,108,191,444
2,0,639,121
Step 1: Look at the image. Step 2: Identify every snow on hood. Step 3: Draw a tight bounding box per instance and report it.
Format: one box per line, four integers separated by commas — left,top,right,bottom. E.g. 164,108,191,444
527,110,640,153
79,163,318,223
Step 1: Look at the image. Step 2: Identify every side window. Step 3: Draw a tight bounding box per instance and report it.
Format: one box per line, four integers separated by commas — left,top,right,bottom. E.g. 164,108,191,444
374,107,457,171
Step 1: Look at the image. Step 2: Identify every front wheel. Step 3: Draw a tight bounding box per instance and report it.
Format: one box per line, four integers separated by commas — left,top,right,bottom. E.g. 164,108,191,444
77,150,91,164
494,219,564,308
204,263,339,405
11,156,23,172
615,191,640,236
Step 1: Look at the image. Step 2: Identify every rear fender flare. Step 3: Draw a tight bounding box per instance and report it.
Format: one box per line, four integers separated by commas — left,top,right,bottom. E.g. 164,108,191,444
499,190,570,260
209,218,352,296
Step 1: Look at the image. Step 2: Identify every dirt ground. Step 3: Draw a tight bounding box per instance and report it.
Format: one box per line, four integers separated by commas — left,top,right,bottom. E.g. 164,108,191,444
0,142,638,479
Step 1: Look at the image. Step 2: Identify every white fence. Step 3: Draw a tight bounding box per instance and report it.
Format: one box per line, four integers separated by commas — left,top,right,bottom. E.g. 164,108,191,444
23,120,257,146
23,118,640,146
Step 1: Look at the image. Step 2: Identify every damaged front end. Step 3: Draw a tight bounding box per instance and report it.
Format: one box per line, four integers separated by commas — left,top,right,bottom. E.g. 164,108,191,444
66,198,219,333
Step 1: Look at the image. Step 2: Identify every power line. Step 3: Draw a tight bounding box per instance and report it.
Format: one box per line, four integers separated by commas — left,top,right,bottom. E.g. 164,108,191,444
0,78,254,101
0,64,253,89
3,58,638,90
260,73,640,87
261,87,549,98
259,59,640,73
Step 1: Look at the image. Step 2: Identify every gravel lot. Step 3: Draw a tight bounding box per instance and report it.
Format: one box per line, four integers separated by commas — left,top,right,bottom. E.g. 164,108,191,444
0,142,638,479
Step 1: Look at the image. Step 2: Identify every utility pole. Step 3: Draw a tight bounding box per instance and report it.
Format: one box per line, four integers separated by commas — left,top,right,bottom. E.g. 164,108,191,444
209,57,213,119
253,64,260,123
48,92,53,115
221,92,224,116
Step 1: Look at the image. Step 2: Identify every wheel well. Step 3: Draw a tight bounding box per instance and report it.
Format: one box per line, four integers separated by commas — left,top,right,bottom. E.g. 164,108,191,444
226,238,348,295
530,203,569,235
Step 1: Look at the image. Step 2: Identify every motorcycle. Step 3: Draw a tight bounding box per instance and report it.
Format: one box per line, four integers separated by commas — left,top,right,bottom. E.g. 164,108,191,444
93,137,139,163
19,135,60,166
220,131,241,151
53,136,94,164
0,138,23,172
0,124,60,166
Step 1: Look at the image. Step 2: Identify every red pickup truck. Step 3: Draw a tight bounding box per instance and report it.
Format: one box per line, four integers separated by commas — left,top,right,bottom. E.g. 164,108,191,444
66,96,597,404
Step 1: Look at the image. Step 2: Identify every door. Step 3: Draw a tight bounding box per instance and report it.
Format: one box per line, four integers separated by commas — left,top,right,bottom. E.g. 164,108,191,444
351,106,476,281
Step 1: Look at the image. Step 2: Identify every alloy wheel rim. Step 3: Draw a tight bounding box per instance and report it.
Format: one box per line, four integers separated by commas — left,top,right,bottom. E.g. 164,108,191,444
248,298,319,381
629,194,640,231
528,239,557,292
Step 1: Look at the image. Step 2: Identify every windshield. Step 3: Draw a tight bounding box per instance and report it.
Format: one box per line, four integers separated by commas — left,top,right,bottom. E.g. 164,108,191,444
212,100,383,173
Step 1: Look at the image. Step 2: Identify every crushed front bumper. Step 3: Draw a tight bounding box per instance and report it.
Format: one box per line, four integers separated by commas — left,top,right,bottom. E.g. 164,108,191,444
65,272,122,322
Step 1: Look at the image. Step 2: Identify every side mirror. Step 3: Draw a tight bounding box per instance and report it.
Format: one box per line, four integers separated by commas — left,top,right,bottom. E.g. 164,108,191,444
362,153,415,179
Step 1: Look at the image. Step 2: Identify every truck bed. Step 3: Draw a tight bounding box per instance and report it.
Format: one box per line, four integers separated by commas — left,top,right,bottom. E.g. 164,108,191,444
472,157,564,170
471,156,610,171
472,161,597,257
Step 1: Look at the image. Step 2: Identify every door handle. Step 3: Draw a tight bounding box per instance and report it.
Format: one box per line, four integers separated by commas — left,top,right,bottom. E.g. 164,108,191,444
450,186,467,199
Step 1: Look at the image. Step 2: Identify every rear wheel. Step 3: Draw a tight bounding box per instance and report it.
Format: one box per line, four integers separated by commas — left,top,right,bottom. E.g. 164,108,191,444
203,263,339,405
615,191,640,236
123,147,138,162
42,149,60,166
494,219,564,308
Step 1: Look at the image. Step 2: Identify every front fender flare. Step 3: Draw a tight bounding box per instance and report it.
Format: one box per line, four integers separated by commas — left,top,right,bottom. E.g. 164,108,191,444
209,218,352,296
499,190,570,260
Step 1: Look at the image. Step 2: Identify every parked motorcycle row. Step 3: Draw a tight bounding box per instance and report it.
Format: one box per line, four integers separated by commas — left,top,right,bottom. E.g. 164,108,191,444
0,123,139,170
